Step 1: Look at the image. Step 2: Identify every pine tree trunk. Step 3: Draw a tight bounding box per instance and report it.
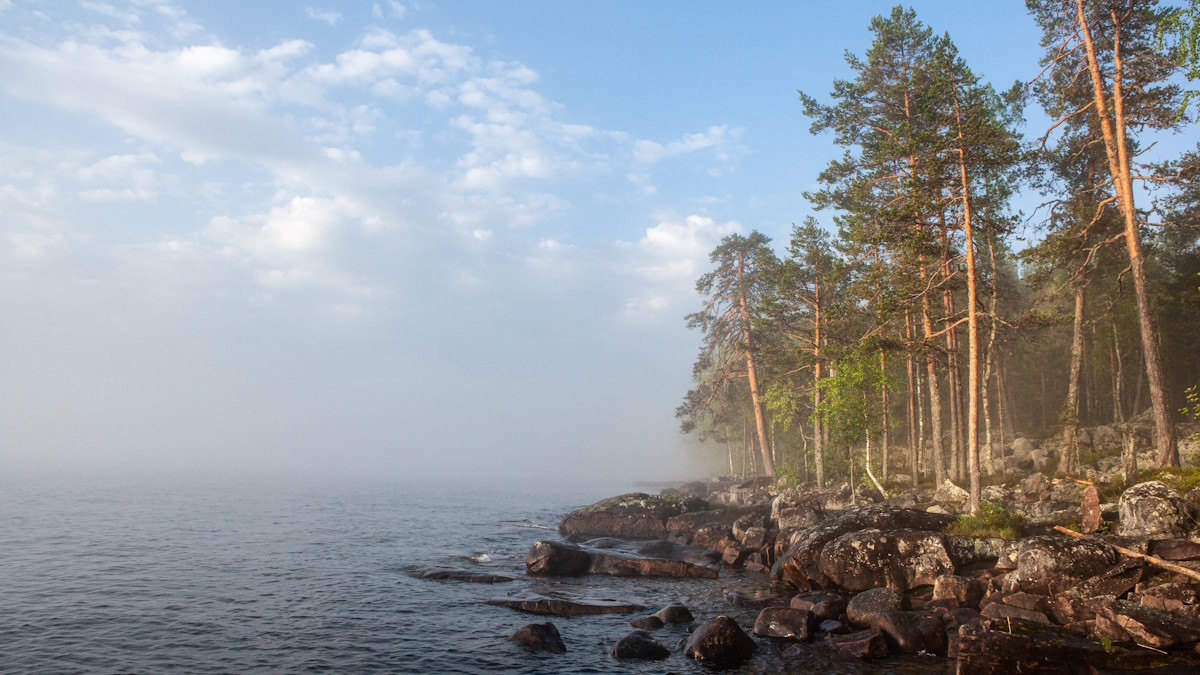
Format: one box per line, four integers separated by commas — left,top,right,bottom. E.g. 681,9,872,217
920,261,947,485
1063,277,1087,477
880,349,890,483
945,287,962,483
738,264,776,476
1076,0,1178,467
906,311,919,487
982,233,1000,476
916,347,928,483
1110,317,1125,424
953,86,982,515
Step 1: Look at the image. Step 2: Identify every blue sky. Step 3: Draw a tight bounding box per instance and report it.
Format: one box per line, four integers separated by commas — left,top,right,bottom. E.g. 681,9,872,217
0,1,1053,487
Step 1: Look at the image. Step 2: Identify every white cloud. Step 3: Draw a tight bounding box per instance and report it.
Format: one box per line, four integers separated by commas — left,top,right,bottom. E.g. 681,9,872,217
305,7,341,27
633,125,737,164
618,215,742,318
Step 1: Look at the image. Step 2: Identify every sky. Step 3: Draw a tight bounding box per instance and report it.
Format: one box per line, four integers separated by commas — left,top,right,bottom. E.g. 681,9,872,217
0,1,1052,489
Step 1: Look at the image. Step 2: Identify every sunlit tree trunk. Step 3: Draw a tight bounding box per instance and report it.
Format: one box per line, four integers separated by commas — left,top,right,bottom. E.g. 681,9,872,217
1076,0,1178,466
920,259,947,485
1063,277,1087,477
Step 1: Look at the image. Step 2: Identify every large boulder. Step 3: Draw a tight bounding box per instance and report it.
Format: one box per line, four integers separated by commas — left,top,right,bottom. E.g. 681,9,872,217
1118,481,1191,539
847,587,906,627
559,493,711,539
771,488,823,530
508,622,566,653
1011,535,1116,595
683,615,757,669
653,604,694,624
665,503,772,538
771,504,954,590
818,528,954,592
934,480,970,507
609,630,670,660
526,541,592,576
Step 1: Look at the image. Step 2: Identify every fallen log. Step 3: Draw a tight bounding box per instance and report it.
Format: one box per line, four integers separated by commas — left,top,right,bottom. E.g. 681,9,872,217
1052,525,1200,584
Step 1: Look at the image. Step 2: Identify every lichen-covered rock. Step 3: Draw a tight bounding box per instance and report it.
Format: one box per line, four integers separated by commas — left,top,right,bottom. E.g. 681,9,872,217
771,504,954,590
683,615,757,669
1118,481,1190,539
933,575,986,609
609,630,670,660
818,528,954,592
526,541,592,576
508,622,566,653
559,493,711,539
771,488,822,530
1011,535,1115,595
753,606,815,641
847,587,905,627
934,479,970,506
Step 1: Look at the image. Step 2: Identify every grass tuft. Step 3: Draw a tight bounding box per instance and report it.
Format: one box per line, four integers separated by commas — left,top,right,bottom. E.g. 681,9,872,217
945,500,1024,540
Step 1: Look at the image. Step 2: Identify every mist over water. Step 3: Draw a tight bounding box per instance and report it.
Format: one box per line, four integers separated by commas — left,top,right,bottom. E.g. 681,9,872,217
0,474,949,674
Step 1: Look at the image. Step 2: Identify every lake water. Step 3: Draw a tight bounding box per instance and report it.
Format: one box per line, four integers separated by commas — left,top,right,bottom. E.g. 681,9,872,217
0,475,953,673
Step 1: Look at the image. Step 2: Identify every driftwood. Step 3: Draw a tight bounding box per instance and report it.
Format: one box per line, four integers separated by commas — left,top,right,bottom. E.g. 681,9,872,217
1053,525,1200,584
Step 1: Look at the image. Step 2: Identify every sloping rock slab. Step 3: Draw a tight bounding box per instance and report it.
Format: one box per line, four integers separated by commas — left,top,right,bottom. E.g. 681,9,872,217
412,567,514,583
1097,599,1200,650
1011,535,1115,595
587,551,718,579
559,493,711,540
818,528,954,592
771,504,953,590
665,503,771,535
487,593,644,617
871,610,947,654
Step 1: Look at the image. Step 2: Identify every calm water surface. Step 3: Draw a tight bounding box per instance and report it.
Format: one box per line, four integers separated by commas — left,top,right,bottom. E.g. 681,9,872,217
0,475,953,673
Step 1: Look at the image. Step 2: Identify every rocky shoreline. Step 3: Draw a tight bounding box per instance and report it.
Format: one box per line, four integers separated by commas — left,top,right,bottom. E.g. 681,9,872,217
492,470,1200,672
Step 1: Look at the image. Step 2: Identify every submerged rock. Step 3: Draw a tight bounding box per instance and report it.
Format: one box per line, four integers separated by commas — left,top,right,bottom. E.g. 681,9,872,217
609,630,670,660
508,622,566,654
487,593,644,617
826,627,889,659
683,615,757,669
652,604,694,624
411,567,513,583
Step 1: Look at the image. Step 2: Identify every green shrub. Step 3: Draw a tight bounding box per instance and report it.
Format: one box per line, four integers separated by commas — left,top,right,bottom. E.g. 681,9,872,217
945,501,1024,540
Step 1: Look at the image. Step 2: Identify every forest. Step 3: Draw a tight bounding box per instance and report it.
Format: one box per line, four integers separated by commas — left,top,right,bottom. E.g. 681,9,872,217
677,1,1200,517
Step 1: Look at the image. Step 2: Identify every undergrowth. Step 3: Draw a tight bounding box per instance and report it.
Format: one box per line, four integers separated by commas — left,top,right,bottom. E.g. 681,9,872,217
945,500,1024,540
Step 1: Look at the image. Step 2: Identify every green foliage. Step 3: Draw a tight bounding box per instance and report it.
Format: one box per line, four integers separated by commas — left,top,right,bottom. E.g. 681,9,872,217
775,466,799,488
945,501,1024,540
1181,384,1200,443
814,351,885,449
1098,635,1114,653
1159,0,1200,119
1138,466,1200,493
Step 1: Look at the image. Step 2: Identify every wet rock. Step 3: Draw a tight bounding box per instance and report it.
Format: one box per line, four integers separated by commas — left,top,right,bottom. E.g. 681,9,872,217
819,619,851,634
772,504,954,590
487,593,644,617
412,567,514,583
609,630,670,660
1118,481,1191,539
742,526,769,549
688,524,731,552
652,604,694,624
955,621,1105,674
933,574,986,609
508,622,566,653
732,512,767,541
871,610,947,654
789,591,847,621
818,528,954,592
847,587,905,627
1080,486,1102,533
629,616,664,630
559,493,710,540
721,543,755,568
826,627,889,659
723,588,789,610
587,551,719,579
526,541,592,576
1011,535,1115,595
1049,559,1144,624
752,606,815,641
682,615,757,669
1097,599,1200,649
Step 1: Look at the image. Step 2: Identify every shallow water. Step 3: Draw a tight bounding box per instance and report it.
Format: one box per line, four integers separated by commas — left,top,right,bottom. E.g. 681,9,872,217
0,475,954,673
